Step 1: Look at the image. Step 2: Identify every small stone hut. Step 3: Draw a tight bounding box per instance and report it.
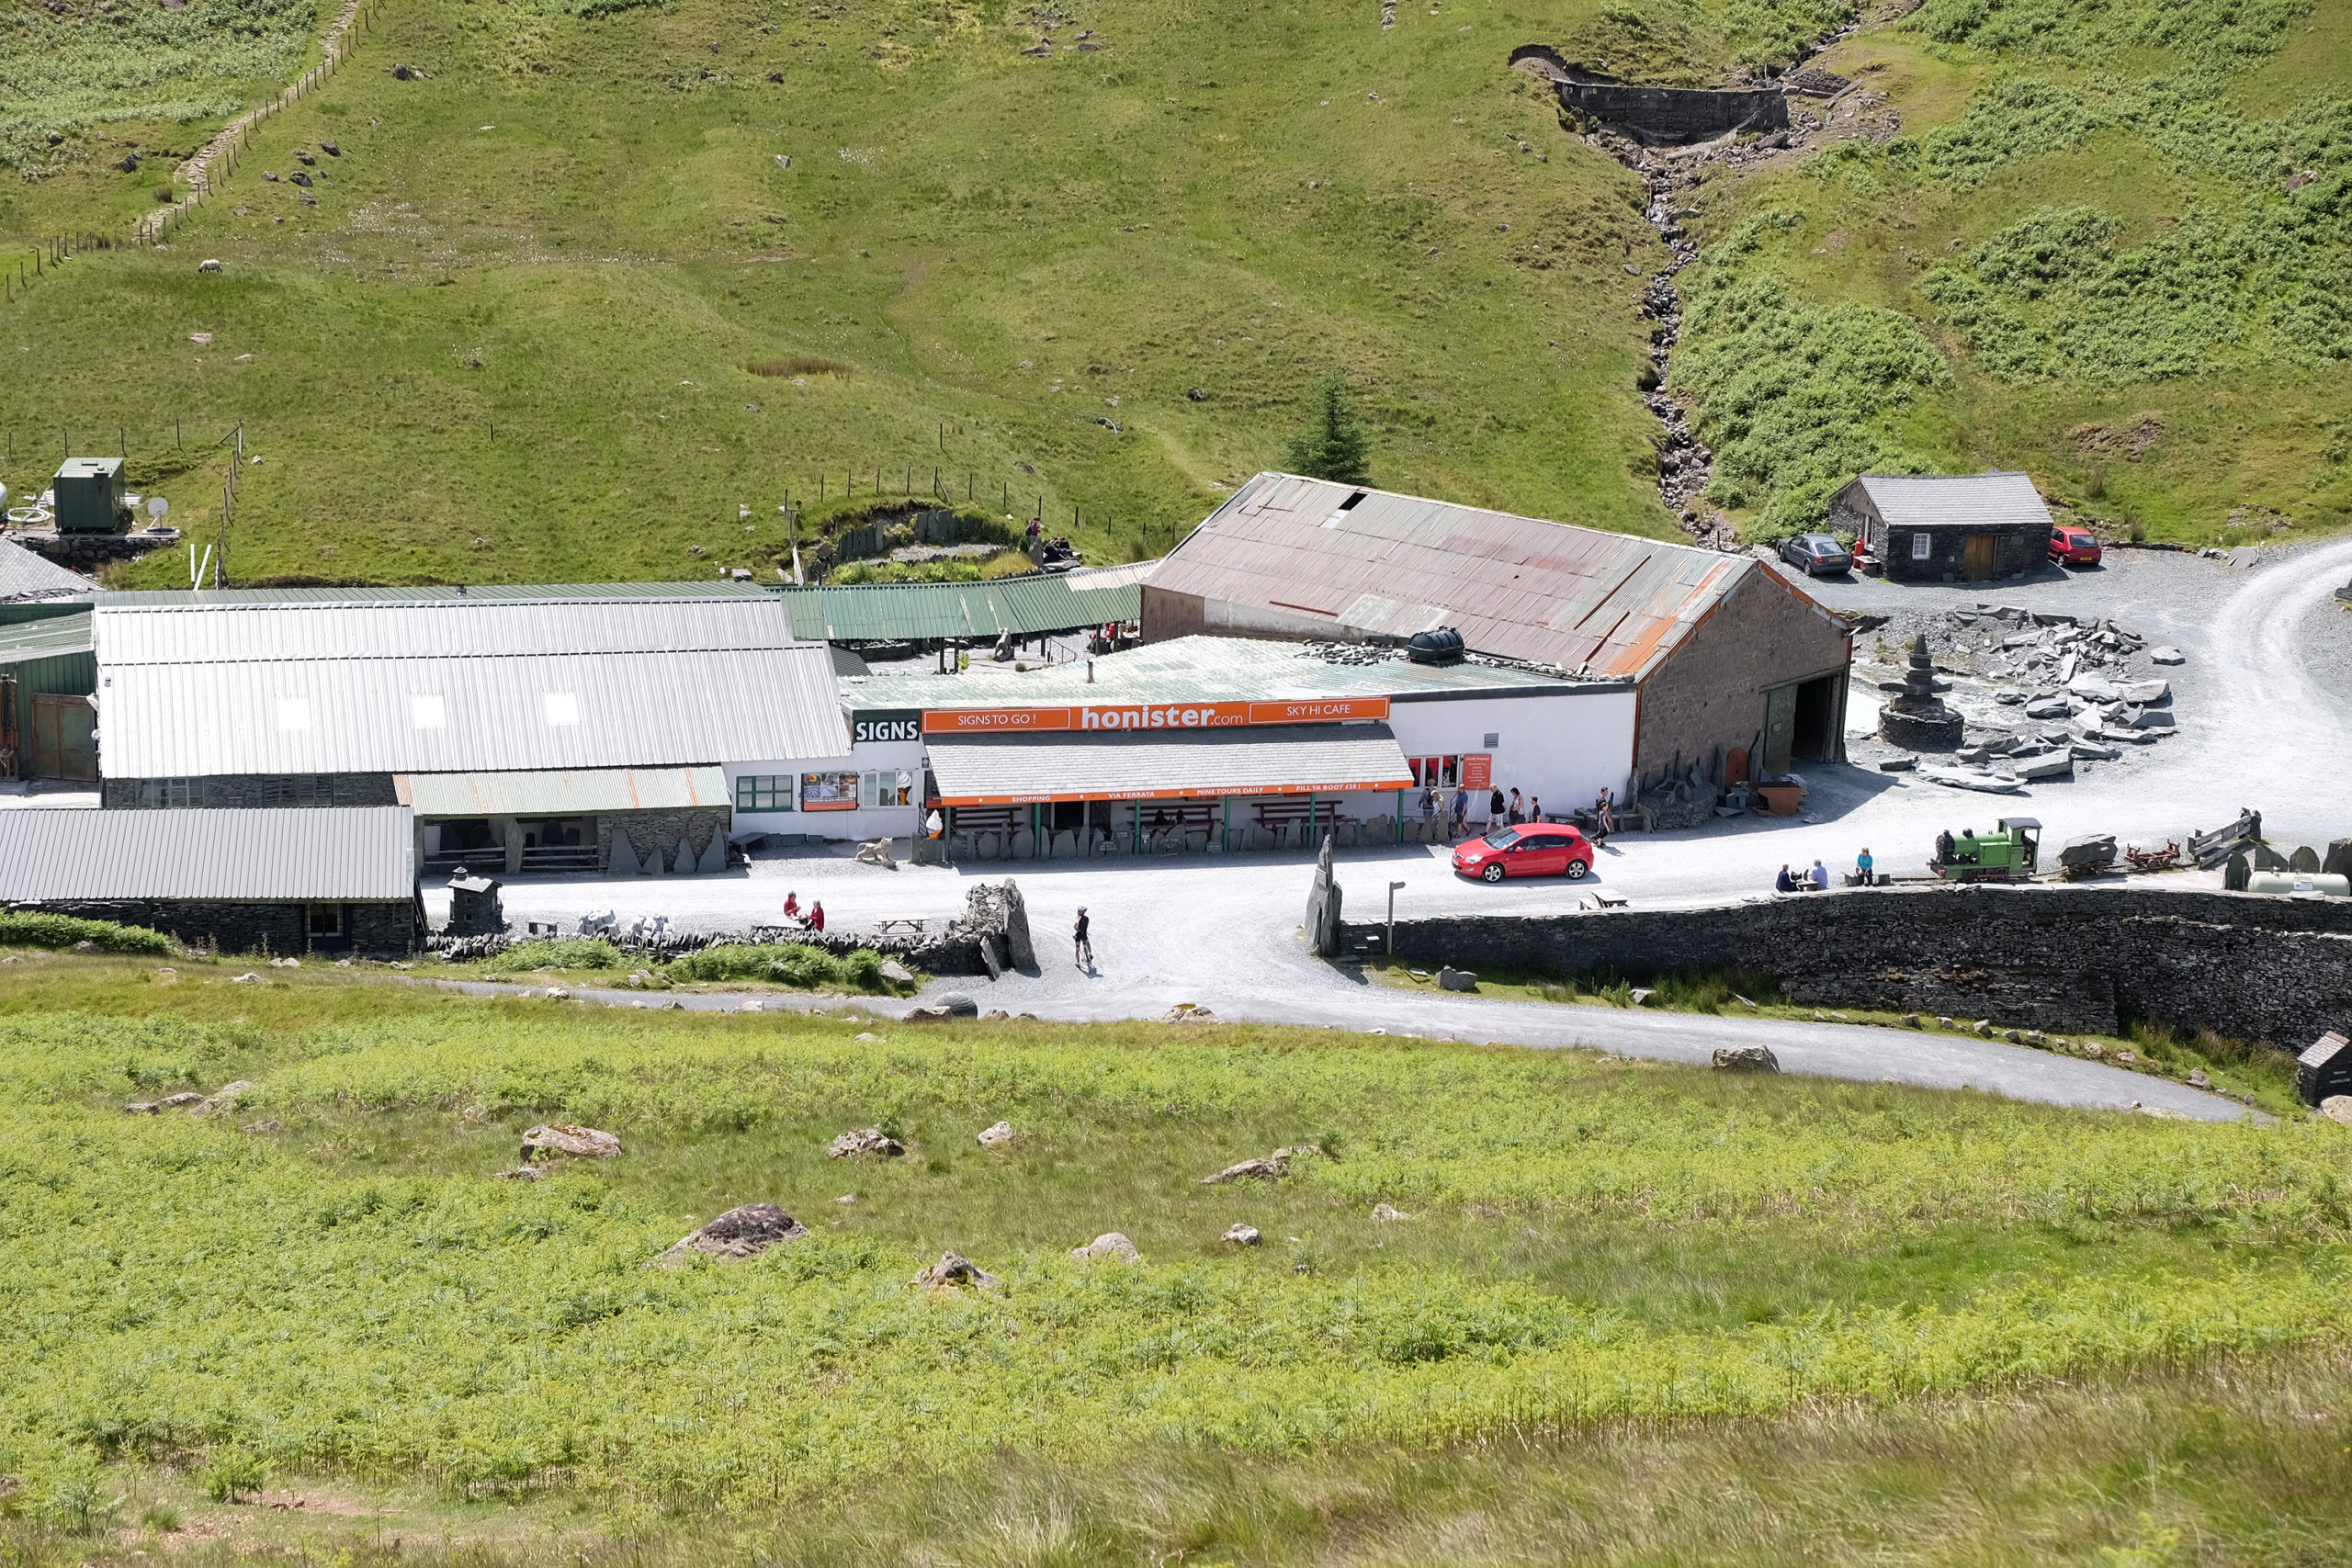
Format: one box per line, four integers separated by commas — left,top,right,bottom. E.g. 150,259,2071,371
1829,472,2055,584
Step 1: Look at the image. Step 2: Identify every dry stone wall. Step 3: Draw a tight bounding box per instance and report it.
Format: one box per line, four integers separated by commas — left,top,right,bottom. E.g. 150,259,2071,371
1369,886,2352,1047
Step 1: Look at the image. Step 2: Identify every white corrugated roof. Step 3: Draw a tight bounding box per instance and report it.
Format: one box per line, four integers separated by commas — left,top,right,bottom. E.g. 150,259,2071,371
1843,472,2052,531
101,647,849,777
0,807,414,902
928,723,1417,805
96,598,798,663
94,597,850,778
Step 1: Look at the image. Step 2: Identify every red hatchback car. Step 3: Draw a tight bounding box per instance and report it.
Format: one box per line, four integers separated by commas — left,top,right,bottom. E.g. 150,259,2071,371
2049,525,2103,567
1453,823,1594,883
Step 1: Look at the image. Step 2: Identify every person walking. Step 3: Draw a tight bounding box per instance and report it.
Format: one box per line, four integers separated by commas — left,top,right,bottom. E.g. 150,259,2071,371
1856,846,1874,885
1451,786,1469,840
1420,784,1438,824
1595,787,1615,843
1073,905,1093,969
1528,795,1543,825
1508,788,1524,825
1487,786,1506,833
1809,859,1830,892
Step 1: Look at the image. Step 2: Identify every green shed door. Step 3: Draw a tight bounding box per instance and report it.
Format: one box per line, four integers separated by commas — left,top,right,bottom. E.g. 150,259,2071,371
29,693,96,781
1760,683,1798,779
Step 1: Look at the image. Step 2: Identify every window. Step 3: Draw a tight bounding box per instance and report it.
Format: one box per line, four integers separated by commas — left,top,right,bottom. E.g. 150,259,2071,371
305,905,344,937
1408,756,1461,790
801,770,861,811
1483,732,1499,750
1911,532,1932,561
736,774,794,812
132,778,193,808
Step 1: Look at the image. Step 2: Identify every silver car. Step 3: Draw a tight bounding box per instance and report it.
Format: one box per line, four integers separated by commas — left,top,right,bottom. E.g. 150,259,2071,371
1779,533,1852,576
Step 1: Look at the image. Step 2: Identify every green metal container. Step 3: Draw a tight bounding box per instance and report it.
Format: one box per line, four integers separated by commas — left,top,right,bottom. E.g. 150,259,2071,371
52,457,124,535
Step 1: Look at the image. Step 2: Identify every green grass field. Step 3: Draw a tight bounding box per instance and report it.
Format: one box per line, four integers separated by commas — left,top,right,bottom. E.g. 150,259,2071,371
2,951,2350,1562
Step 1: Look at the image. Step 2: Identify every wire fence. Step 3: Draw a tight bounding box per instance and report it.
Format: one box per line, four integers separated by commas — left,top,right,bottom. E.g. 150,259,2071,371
131,0,388,247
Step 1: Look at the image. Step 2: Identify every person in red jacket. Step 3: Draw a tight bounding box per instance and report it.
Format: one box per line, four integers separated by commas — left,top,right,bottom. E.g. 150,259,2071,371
782,891,800,922
808,900,825,932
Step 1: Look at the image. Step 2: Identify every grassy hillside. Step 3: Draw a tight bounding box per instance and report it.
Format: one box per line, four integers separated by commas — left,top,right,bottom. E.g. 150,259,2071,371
0,0,2342,579
1669,0,2352,544
2,954,2351,1562
0,0,1728,586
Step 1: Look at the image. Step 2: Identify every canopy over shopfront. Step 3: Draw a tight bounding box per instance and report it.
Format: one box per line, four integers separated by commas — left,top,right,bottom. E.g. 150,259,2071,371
926,723,1417,807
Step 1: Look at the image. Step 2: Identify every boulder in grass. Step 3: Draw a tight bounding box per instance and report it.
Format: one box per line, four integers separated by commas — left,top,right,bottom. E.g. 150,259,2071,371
827,1127,904,1158
520,1123,623,1163
977,1120,1015,1148
1198,1143,1324,1184
1223,1224,1262,1246
656,1202,808,1266
1711,1044,1780,1073
913,1251,999,1291
1069,1232,1143,1264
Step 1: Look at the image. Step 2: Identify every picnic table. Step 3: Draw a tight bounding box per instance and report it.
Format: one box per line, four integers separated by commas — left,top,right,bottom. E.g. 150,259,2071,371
873,917,927,936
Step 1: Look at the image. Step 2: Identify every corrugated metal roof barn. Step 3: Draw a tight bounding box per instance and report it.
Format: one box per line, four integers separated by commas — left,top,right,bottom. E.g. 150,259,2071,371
1143,473,1854,779
0,806,414,902
95,596,850,779
1147,472,1753,682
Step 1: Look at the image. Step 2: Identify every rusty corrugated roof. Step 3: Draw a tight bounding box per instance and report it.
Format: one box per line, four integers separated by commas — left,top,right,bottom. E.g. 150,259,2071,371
1151,474,1755,682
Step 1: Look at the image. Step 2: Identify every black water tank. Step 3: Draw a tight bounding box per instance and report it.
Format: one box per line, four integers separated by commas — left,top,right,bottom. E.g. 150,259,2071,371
1408,627,1464,665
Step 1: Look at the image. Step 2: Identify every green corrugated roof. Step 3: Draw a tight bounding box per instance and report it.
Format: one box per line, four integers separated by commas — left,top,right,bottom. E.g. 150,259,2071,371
0,609,93,664
777,572,1141,641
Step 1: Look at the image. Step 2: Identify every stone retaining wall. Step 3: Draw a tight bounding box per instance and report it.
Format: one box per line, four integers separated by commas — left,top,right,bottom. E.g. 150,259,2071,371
1365,885,2352,1046
22,898,416,957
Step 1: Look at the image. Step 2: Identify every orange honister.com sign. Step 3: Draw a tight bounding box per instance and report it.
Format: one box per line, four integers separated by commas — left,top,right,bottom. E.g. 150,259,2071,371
921,697,1390,735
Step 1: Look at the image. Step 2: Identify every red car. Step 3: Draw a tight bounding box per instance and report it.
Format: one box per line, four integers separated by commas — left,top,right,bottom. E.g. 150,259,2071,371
1453,823,1594,883
2049,526,2103,567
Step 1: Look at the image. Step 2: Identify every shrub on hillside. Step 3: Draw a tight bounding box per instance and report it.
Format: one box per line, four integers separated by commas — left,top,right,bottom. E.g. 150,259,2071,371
661,942,908,991
1671,275,1949,538
483,939,625,974
0,912,174,955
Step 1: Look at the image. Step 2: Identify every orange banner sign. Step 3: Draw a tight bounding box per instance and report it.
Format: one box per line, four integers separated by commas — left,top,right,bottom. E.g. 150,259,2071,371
922,696,1389,736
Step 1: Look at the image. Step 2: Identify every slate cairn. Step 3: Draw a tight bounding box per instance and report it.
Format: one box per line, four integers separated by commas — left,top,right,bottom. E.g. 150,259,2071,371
1879,633,1963,750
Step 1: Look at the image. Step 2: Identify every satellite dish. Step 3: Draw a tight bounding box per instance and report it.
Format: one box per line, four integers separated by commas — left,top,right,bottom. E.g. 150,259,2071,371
147,496,169,521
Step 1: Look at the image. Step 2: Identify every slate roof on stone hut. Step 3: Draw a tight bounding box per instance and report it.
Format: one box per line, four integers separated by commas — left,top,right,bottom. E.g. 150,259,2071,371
1835,472,2053,533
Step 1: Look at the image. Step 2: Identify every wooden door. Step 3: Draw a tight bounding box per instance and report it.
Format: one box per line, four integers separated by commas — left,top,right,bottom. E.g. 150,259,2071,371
1761,685,1797,778
1963,534,1997,580
29,694,96,781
